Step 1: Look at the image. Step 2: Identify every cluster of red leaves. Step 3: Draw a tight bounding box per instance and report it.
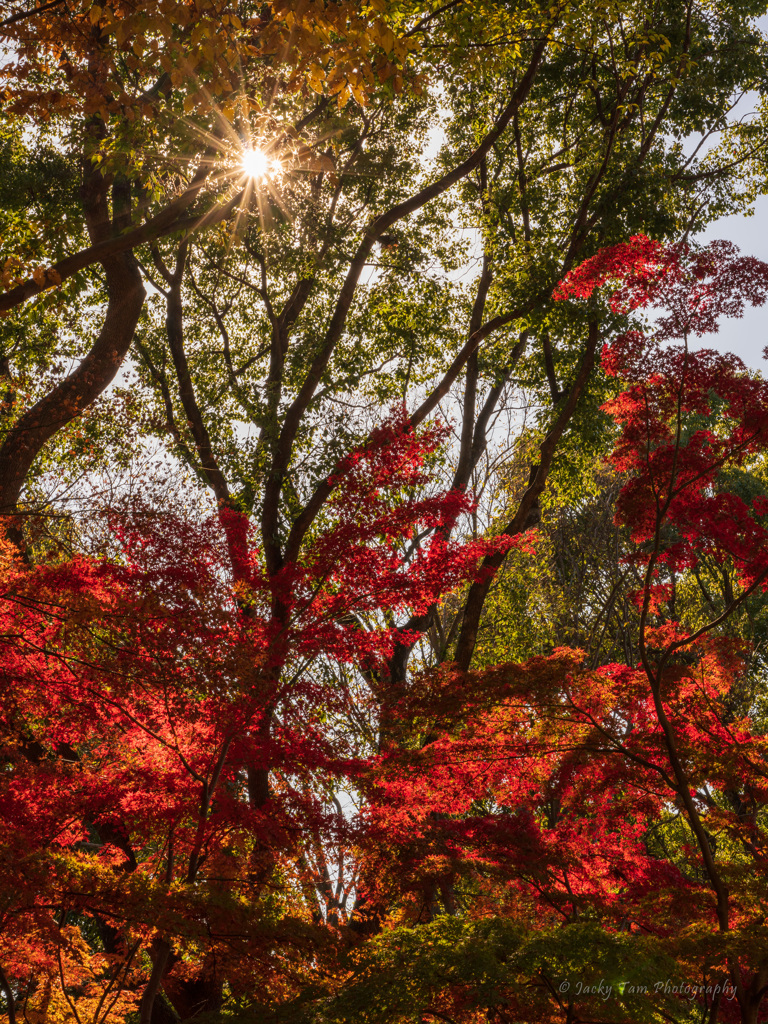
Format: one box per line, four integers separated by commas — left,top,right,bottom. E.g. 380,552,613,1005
554,235,768,335
0,413,525,1010
553,233,668,307
595,243,768,603
6,241,768,1020
557,234,768,597
358,650,678,922
349,239,768,1022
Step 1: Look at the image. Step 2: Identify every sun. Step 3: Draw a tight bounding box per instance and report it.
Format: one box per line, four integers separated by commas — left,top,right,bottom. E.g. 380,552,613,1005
241,149,269,178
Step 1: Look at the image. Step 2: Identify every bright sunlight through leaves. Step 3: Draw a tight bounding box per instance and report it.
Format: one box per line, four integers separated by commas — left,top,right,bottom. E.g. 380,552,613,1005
241,149,270,178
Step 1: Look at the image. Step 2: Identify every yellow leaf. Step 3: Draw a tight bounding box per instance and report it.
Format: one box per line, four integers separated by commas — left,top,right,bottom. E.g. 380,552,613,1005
89,5,102,24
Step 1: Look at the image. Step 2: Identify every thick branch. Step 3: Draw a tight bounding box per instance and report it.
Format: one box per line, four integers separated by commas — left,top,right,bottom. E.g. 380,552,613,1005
162,244,231,509
453,251,492,491
262,33,550,572
0,965,15,1024
0,168,230,314
0,250,145,515
138,939,172,1024
454,320,600,670
0,0,65,30
542,332,563,401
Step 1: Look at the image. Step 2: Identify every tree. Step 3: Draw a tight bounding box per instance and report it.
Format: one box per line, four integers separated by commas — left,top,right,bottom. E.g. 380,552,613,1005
0,413,525,1019
5,234,768,1023
264,239,768,1024
2,0,766,540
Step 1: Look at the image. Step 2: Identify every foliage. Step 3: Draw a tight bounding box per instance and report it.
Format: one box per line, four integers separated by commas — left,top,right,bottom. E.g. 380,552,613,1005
4,0,768,1020
3,237,768,1022
0,416,520,1020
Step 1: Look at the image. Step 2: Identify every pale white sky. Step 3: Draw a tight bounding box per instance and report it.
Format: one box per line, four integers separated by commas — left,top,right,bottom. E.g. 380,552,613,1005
698,195,768,370
680,14,768,370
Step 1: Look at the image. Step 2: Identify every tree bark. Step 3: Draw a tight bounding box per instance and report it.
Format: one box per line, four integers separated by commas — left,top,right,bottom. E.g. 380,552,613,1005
0,250,145,519
139,938,173,1024
454,320,599,670
0,965,15,1024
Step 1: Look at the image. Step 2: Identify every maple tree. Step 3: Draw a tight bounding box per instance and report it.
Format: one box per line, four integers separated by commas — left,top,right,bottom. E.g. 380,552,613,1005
347,239,768,1024
0,413,524,1020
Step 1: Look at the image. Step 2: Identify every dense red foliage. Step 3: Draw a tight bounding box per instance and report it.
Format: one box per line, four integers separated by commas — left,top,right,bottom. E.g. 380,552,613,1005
4,244,768,1022
0,412,522,1018
353,238,768,1022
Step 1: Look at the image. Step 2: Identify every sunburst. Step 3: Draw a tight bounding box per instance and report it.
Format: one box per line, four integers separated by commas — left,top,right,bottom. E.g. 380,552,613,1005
240,148,270,179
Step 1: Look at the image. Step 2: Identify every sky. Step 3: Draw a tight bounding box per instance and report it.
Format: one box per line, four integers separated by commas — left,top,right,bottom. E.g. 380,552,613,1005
419,78,768,373
698,194,768,371
686,13,768,371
